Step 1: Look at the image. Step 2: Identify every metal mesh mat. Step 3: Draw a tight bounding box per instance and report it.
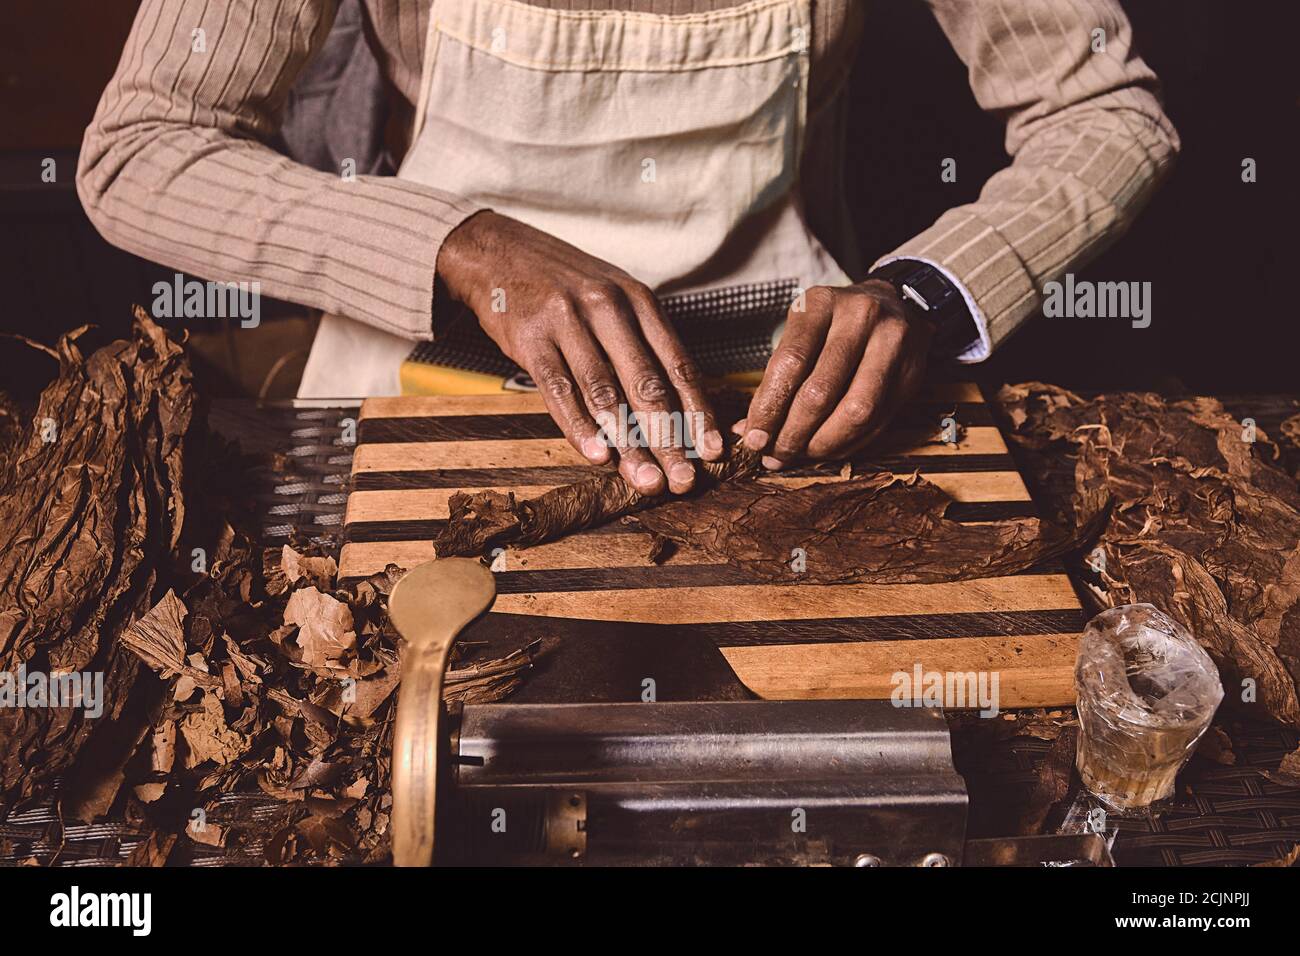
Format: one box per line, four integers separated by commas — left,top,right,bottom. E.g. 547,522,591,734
409,279,798,381
960,723,1300,867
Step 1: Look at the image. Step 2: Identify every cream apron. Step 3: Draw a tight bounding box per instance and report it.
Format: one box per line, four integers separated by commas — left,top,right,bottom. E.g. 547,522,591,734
298,0,849,399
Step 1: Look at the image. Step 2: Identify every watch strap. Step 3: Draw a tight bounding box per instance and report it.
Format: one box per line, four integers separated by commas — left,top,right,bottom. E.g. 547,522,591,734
867,259,980,356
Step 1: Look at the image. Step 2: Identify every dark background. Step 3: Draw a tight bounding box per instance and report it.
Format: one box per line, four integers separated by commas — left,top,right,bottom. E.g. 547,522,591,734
0,0,1294,396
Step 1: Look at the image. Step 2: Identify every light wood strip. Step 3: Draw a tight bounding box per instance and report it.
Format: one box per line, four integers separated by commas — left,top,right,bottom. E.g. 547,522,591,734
351,427,1008,473
491,573,1079,623
720,634,1079,707
353,438,582,471
346,486,556,523
340,540,437,578
343,470,1031,524
357,382,984,420
361,393,550,419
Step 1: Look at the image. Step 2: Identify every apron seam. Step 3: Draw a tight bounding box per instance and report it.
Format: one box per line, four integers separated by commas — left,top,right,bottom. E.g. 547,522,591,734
431,23,807,73
461,0,801,28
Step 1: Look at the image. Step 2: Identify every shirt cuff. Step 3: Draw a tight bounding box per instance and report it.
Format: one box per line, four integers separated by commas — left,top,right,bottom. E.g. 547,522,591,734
873,255,992,364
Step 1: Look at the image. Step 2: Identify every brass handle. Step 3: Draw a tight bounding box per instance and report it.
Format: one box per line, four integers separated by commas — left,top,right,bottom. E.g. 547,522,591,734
387,559,496,867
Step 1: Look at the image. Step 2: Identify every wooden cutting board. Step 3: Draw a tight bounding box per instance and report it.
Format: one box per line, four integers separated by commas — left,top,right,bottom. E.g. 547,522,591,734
339,383,1084,707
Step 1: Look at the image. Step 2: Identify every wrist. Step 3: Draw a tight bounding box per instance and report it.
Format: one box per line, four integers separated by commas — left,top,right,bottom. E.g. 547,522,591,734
847,279,934,336
436,210,500,310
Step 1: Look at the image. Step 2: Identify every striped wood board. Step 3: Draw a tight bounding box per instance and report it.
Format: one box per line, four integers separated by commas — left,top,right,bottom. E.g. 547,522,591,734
340,383,1085,707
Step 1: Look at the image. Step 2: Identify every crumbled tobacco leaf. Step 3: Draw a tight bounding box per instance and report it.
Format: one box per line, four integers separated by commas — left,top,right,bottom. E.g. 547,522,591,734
998,383,1300,727
1262,747,1300,788
265,544,338,596
1194,725,1237,766
1017,726,1079,836
127,831,178,867
121,590,219,696
1255,843,1300,867
1281,413,1300,472
647,533,676,565
282,586,357,673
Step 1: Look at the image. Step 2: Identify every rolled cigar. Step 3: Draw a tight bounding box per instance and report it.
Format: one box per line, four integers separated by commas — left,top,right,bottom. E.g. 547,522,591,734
434,441,761,557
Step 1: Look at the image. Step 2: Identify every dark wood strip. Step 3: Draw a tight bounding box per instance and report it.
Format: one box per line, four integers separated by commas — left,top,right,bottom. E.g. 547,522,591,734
853,453,1015,474
355,402,995,443
342,499,1036,543
946,500,1038,521
350,453,1019,490
353,466,598,490
472,608,1086,645
359,413,561,442
492,561,1065,593
698,609,1087,645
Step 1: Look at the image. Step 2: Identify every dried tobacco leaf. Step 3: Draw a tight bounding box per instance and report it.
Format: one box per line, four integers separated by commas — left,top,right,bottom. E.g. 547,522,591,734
178,692,247,769
265,544,338,596
283,586,358,672
0,310,194,802
120,590,219,697
635,471,1093,585
998,383,1300,727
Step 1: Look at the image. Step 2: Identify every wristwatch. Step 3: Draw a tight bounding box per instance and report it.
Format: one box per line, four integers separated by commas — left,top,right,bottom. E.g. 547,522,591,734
867,259,979,355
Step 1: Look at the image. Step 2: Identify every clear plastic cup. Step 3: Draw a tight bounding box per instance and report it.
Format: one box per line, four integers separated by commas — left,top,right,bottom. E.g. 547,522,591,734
1074,604,1224,812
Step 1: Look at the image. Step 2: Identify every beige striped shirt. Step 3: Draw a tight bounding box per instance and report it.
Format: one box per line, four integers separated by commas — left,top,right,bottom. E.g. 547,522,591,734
77,0,1178,353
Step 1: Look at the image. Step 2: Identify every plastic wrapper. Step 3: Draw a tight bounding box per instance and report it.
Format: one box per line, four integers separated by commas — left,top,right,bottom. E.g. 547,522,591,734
1074,604,1224,811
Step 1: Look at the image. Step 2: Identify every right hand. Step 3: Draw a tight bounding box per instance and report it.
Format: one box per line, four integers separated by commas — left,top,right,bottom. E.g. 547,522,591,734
436,211,724,496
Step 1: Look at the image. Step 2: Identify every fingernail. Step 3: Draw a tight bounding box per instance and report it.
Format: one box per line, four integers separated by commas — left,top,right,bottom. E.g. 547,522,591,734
582,436,608,462
744,428,769,451
636,463,664,491
669,462,695,488
731,420,747,437
700,430,724,457
762,456,784,471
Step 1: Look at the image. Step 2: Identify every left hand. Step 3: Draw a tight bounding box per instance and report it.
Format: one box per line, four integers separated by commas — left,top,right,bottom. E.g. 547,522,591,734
738,280,934,469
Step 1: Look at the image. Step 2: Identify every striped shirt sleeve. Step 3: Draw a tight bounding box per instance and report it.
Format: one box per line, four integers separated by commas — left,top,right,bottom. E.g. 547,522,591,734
873,0,1180,356
76,0,483,340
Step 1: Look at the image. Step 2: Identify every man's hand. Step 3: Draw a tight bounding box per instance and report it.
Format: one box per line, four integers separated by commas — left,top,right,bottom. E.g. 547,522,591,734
437,212,724,496
740,281,933,468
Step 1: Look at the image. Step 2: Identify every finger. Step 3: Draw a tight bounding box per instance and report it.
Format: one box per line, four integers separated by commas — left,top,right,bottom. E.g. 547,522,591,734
556,321,665,495
743,287,834,453
586,289,696,494
806,314,911,461
767,298,874,467
525,341,609,465
624,285,724,462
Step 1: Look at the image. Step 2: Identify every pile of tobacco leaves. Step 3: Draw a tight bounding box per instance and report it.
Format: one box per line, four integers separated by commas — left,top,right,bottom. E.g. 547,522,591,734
998,384,1300,731
0,313,529,865
982,384,1300,821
